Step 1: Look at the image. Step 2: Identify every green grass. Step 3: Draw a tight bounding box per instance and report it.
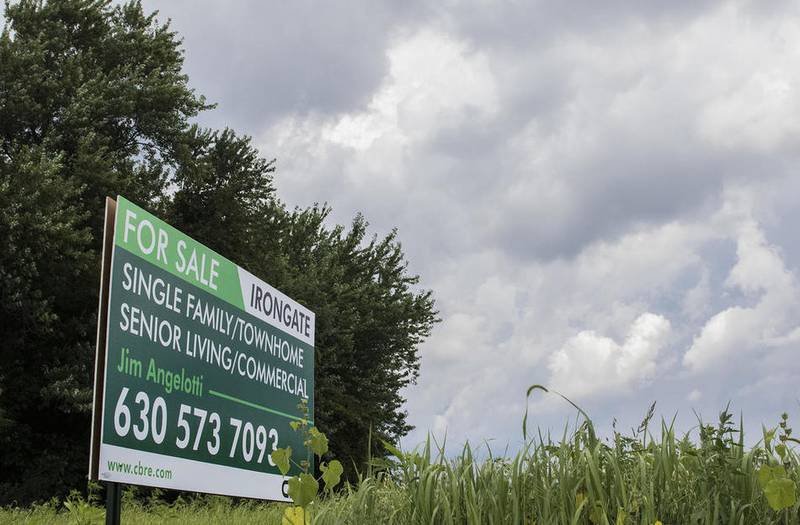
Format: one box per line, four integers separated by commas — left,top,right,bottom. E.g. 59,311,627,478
3,404,799,524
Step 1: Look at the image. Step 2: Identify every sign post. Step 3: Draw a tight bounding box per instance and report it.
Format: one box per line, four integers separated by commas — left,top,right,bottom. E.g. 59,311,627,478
105,482,121,525
90,196,315,503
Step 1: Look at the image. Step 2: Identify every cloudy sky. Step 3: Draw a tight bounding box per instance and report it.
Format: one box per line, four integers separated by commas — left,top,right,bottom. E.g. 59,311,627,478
142,0,800,449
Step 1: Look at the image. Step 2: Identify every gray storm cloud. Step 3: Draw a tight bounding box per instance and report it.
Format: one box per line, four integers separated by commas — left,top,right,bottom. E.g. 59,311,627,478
144,0,800,448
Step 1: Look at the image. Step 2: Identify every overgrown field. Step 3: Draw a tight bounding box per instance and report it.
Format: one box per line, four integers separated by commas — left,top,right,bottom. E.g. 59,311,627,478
3,404,799,524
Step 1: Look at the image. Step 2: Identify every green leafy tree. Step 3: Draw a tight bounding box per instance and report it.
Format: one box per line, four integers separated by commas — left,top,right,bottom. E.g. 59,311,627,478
0,0,436,502
0,0,208,503
167,129,439,481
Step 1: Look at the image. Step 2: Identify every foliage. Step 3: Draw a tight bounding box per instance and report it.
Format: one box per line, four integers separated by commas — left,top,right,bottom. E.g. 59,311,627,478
0,0,436,504
2,405,798,524
166,126,439,482
272,400,344,522
62,489,103,524
0,0,207,503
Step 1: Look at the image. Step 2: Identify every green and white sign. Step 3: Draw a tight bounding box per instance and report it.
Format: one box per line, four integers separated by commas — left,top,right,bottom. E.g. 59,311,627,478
90,196,314,501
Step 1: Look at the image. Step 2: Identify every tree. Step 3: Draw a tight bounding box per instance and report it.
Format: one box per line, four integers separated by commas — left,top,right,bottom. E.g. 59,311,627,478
0,0,209,502
0,0,436,503
167,129,438,480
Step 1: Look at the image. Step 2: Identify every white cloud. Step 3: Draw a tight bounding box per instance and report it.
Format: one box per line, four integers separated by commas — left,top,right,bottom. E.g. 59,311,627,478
232,0,800,445
694,6,800,153
683,208,800,372
572,221,708,299
683,268,712,322
548,313,672,399
322,29,499,152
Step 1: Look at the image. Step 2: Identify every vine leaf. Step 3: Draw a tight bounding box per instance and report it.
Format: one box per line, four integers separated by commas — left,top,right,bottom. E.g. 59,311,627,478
288,473,318,508
757,465,797,511
764,478,796,511
272,447,292,476
309,427,329,458
757,465,786,489
282,506,310,525
320,460,344,491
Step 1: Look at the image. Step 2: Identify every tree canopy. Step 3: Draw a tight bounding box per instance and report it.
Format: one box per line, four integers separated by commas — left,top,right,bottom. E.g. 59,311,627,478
0,0,437,504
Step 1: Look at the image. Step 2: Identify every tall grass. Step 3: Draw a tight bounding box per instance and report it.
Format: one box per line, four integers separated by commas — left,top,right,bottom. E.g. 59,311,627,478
331,408,798,525
3,403,798,524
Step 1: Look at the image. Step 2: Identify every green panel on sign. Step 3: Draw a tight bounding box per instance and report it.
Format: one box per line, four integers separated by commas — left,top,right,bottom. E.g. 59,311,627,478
114,196,245,310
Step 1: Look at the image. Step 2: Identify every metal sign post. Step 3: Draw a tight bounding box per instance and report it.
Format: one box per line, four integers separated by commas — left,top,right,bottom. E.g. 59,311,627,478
105,482,121,525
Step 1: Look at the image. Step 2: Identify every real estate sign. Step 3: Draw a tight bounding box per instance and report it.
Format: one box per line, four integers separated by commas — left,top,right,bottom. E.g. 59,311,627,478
89,196,314,501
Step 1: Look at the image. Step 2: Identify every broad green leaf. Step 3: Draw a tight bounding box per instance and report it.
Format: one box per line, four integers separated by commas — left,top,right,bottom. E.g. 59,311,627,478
764,478,797,511
289,421,301,431
282,506,310,525
320,460,344,491
757,465,786,489
776,443,787,459
288,473,319,508
272,447,292,476
382,439,404,459
309,427,329,457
